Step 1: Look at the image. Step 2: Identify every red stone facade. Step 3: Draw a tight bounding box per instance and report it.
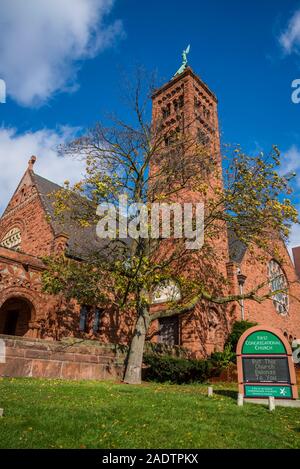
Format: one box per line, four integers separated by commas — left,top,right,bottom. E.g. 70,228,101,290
0,247,56,338
0,170,54,258
0,166,134,347
149,68,232,355
0,67,299,378
234,242,300,342
0,335,125,380
293,247,300,279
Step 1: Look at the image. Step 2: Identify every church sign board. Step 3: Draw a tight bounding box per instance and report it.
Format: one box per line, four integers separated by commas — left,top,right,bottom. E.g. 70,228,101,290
236,326,298,399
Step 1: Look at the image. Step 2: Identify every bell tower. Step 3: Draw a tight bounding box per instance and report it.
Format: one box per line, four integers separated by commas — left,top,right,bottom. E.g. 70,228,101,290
150,62,230,280
150,64,232,356
151,66,221,164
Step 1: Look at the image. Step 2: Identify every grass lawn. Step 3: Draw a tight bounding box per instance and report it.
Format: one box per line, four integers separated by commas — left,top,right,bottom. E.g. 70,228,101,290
0,377,300,449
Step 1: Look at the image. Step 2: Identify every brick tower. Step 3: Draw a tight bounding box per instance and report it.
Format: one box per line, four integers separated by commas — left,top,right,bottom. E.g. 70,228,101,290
152,66,221,169
151,65,229,262
150,66,232,355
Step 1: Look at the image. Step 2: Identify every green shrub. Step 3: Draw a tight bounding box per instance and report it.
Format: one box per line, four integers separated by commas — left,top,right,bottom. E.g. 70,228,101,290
209,321,257,372
143,354,212,384
225,320,257,353
145,342,191,359
143,321,257,383
210,344,236,370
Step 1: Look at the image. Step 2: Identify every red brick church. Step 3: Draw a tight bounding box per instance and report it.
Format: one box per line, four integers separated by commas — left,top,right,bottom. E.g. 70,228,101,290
0,67,300,373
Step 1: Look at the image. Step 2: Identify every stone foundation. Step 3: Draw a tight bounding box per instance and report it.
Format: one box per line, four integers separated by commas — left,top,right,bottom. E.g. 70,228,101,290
0,335,126,381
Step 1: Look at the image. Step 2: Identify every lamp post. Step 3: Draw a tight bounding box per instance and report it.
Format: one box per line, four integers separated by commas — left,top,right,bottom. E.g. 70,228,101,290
237,271,247,321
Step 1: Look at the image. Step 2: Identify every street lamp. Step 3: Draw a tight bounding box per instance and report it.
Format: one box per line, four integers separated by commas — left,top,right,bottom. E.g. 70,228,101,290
237,270,247,321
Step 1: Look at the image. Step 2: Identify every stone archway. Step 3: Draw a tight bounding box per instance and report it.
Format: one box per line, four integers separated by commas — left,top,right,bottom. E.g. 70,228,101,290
0,297,34,336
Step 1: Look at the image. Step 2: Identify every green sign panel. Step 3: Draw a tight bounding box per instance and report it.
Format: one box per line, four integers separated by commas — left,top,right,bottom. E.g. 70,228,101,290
245,385,292,399
242,331,286,355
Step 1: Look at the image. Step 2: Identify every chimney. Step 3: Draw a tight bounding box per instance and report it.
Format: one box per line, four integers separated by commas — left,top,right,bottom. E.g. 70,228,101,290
292,246,300,278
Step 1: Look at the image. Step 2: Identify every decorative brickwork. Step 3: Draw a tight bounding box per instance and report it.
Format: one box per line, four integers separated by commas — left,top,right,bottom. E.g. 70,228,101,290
0,168,55,258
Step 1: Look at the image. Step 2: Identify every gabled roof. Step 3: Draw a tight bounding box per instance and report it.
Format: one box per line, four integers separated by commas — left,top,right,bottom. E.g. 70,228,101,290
31,171,127,261
31,172,63,233
30,172,101,259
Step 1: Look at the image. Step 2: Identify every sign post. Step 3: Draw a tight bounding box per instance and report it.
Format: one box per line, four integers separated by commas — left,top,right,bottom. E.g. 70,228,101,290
236,326,298,400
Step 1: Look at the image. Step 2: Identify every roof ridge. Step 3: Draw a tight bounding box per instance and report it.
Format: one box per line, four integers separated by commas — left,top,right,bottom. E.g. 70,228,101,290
31,172,63,192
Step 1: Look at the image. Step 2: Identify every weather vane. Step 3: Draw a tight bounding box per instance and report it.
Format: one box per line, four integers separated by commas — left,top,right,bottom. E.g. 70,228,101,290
174,44,190,77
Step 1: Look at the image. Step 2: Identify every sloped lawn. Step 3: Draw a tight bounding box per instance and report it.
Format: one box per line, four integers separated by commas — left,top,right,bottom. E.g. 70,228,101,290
0,378,299,449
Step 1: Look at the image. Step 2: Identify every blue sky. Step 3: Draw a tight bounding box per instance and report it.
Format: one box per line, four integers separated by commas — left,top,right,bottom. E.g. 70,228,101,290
0,0,300,246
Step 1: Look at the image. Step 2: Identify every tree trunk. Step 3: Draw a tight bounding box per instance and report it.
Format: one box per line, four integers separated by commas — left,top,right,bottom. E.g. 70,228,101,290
123,307,150,385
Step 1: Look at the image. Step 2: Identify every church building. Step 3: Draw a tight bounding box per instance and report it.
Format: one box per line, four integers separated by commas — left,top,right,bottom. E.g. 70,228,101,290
0,66,300,376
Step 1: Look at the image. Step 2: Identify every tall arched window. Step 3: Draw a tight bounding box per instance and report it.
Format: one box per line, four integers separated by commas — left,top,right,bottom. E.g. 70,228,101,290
268,260,289,315
0,227,21,251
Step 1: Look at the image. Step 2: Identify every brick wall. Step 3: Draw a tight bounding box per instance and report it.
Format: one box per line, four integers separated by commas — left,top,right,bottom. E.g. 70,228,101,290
0,171,55,258
293,247,300,279
238,240,300,340
0,246,58,338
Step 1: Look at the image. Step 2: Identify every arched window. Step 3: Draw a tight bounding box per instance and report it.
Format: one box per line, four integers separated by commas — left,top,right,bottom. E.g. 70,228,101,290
268,260,289,315
152,280,181,305
0,227,21,251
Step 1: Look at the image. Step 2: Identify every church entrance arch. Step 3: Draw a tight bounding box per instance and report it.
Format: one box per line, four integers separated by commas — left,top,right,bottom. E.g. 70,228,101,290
0,297,34,336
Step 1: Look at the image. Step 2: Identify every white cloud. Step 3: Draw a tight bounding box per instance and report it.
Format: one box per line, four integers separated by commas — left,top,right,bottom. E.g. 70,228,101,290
279,9,300,54
0,0,123,106
0,127,85,214
280,145,300,186
289,222,300,250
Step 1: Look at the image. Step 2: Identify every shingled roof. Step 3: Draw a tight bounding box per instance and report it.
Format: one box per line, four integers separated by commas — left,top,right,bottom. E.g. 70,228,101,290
32,172,121,261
